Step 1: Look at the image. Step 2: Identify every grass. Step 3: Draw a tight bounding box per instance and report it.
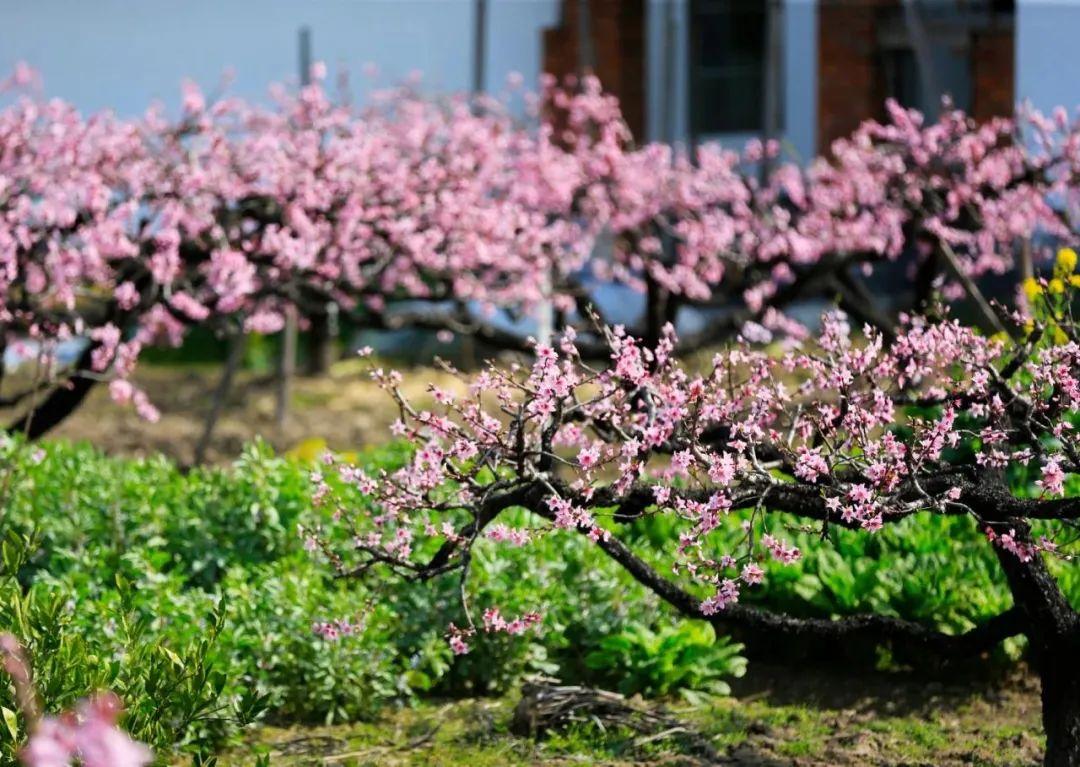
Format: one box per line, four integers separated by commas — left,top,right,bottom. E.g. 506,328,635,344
216,665,1045,766
27,357,464,465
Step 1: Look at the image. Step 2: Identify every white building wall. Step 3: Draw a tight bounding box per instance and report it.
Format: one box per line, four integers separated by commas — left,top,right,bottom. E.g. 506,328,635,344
5,1,1076,158
2,0,824,155
645,0,691,143
784,0,817,162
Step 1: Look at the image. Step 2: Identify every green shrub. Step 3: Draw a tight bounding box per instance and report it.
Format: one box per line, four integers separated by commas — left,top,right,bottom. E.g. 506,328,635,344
7,440,308,589
584,622,746,703
619,509,1015,636
0,530,262,766
215,556,444,724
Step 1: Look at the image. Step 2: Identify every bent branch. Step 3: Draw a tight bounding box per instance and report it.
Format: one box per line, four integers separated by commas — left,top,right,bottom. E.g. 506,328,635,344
523,490,1025,666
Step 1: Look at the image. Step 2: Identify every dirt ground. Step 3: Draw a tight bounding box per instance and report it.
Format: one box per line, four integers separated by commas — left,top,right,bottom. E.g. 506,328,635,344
220,665,1044,766
32,358,462,465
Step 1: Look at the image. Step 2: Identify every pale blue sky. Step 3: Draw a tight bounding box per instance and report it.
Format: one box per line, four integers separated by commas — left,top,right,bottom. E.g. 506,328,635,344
0,1,558,116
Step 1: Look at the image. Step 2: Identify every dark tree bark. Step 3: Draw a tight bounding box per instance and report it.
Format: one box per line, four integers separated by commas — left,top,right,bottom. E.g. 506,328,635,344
643,275,670,350
507,489,1026,668
912,241,942,314
305,310,336,376
6,343,99,440
562,481,1080,765
835,270,897,344
1039,638,1080,767
193,333,246,465
989,520,1080,767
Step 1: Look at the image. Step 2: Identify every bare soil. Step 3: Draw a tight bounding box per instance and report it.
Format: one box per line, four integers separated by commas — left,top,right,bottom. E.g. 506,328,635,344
31,359,463,465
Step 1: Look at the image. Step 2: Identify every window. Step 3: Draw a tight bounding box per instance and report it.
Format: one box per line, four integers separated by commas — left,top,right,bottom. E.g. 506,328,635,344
689,0,772,135
880,40,973,117
875,0,1018,119
877,2,995,119
881,48,921,112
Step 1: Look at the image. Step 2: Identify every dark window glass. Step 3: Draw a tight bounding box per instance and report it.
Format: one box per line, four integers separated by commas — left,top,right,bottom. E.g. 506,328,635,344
690,0,768,134
880,40,972,119
882,48,921,111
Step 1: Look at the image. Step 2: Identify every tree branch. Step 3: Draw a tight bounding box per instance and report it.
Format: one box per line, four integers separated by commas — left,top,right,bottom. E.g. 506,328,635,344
532,495,1025,666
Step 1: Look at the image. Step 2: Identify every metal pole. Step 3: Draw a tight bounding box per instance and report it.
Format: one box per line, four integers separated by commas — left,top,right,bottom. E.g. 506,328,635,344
276,306,297,428
662,0,677,144
473,0,488,95
299,25,312,86
761,0,783,180
902,0,940,117
277,25,311,427
577,0,595,72
687,0,701,154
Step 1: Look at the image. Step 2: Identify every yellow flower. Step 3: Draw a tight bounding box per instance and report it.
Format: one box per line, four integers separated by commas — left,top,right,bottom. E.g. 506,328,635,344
286,436,328,463
1049,278,1066,295
1057,247,1079,275
1023,277,1043,300
1070,275,1080,288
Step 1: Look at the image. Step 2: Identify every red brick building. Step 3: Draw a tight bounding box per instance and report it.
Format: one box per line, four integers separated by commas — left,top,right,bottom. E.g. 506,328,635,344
817,0,1014,148
541,0,1016,156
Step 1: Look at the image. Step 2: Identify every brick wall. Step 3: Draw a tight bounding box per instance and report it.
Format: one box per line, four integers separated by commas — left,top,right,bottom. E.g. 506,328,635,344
817,0,891,152
543,1,1014,154
542,0,647,139
971,27,1015,123
817,1,1016,152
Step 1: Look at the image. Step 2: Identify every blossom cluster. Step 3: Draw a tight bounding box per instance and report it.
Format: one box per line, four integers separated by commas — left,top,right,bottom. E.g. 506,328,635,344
0,66,587,415
19,695,151,767
549,78,1072,317
2,65,1076,424
313,263,1080,647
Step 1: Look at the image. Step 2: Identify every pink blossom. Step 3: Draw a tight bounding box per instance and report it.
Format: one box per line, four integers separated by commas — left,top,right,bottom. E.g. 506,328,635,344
577,445,600,469
1038,458,1067,496
21,694,150,767
741,562,765,585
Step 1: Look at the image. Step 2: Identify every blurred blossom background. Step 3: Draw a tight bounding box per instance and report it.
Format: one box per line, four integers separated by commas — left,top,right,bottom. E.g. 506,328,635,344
2,0,1076,454
4,1,1076,160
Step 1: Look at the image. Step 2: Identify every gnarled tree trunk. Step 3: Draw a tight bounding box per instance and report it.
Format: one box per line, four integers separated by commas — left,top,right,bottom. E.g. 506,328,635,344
1039,630,1080,767
989,520,1080,767
305,310,336,375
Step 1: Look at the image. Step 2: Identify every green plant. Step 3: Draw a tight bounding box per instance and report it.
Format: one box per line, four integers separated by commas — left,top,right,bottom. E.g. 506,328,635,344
583,622,746,703
0,433,1072,763
0,530,265,765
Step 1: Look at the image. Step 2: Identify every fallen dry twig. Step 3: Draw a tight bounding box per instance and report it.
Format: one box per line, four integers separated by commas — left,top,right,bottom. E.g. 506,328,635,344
511,677,719,762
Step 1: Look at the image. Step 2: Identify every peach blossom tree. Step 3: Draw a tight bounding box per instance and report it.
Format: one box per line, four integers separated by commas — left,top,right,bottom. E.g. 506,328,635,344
315,253,1080,766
